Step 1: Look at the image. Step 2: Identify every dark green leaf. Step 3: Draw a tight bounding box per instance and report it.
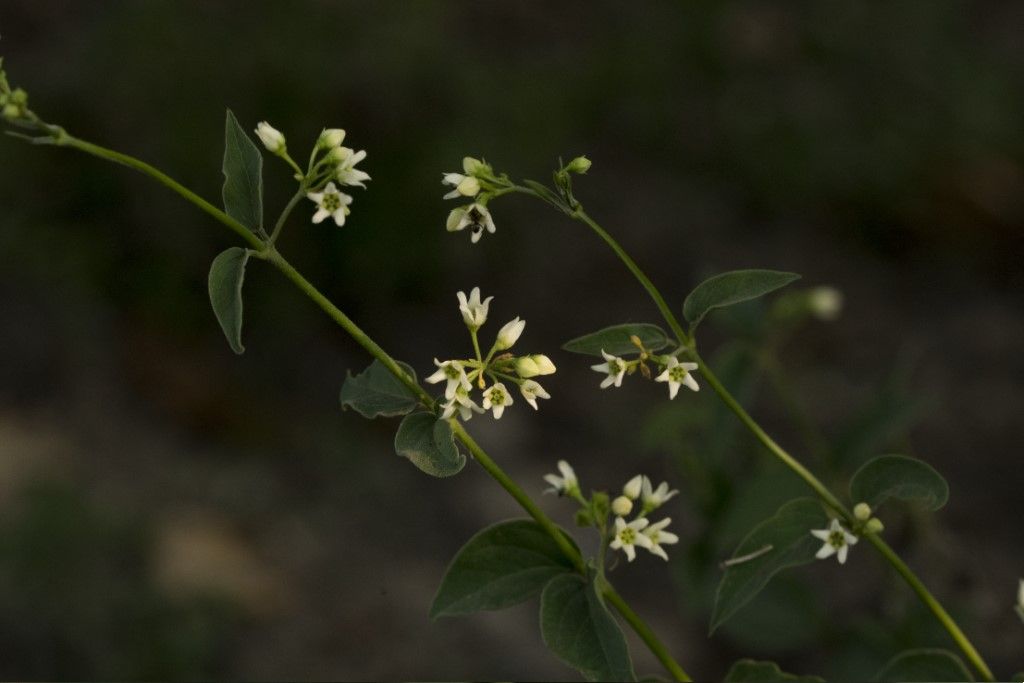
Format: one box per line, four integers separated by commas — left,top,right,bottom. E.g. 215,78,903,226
850,455,949,512
683,270,801,331
222,109,263,233
207,247,251,354
875,648,973,682
430,519,577,618
540,574,635,682
394,412,465,477
710,498,828,633
724,659,824,682
563,323,671,357
340,359,420,418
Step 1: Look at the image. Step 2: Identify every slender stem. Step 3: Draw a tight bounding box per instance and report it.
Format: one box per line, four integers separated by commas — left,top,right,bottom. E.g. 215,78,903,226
603,586,691,682
470,327,483,363
865,533,994,681
270,188,306,244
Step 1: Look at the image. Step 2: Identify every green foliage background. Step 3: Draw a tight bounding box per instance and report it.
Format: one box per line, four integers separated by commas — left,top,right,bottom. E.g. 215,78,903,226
0,1,1022,678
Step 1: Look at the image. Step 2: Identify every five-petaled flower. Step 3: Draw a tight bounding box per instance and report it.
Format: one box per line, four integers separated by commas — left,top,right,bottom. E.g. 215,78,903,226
481,382,513,419
641,518,679,561
811,518,858,564
440,385,484,421
544,460,579,497
334,147,370,188
519,379,551,410
425,359,472,400
610,516,654,562
641,477,679,512
307,182,353,227
591,349,627,389
456,287,493,330
655,356,700,399
447,203,497,244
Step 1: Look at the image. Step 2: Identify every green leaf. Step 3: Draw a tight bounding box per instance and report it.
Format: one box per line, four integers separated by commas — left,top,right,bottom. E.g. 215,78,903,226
683,269,801,331
207,247,251,354
849,455,949,512
222,109,263,233
540,574,635,682
340,359,420,419
724,659,823,682
394,412,465,477
430,519,577,618
710,498,828,633
563,323,671,357
875,648,973,682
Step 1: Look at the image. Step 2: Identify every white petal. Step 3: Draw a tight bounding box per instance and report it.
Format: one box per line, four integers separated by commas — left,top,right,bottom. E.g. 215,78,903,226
425,368,447,384
837,545,849,564
599,375,615,389
682,374,700,392
816,544,837,559
657,530,679,545
810,529,831,541
442,172,465,186
623,545,637,562
649,544,669,561
312,208,330,224
492,405,505,419
668,381,680,400
332,209,347,226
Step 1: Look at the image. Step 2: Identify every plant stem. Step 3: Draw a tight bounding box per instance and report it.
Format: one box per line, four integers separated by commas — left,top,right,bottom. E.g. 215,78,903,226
270,188,306,244
603,586,691,682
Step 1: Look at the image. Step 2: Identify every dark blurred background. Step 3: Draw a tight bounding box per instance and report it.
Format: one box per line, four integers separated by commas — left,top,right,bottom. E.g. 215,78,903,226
1,1,1022,679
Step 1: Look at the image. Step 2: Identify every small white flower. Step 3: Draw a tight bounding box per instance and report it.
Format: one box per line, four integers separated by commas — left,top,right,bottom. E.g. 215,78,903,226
319,128,346,149
456,287,493,329
809,286,843,321
609,516,654,562
544,460,578,496
255,121,286,153
641,476,679,511
424,359,472,400
307,182,353,227
334,147,371,188
442,173,481,200
591,350,627,389
623,475,644,500
655,356,699,399
481,382,513,419
439,385,484,421
811,518,858,564
641,518,679,561
446,203,497,244
495,317,526,351
519,379,550,410
611,495,633,517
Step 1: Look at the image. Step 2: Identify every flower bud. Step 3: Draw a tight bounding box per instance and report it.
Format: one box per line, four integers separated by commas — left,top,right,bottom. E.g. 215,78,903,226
515,356,542,378
566,155,592,174
319,128,346,149
2,103,19,120
611,495,634,517
495,317,526,350
456,175,481,197
809,286,843,321
255,121,286,153
623,475,643,500
529,354,556,375
462,156,486,176
853,502,872,521
328,145,351,164
866,518,885,534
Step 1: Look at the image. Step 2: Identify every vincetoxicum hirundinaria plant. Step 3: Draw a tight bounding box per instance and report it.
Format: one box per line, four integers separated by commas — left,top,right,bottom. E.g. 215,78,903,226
2,59,1020,681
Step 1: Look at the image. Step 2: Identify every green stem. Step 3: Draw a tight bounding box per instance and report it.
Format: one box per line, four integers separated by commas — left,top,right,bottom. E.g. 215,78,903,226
865,533,994,681
603,586,691,682
270,188,307,244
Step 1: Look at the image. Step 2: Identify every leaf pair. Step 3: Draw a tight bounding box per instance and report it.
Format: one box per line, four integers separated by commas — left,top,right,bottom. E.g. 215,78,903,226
431,520,634,682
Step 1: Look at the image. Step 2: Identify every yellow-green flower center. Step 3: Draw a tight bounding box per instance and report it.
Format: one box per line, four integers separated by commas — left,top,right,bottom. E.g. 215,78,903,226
828,530,846,548
669,365,688,382
322,192,341,212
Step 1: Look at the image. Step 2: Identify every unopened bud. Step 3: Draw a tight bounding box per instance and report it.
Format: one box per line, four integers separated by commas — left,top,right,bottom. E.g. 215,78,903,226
495,317,526,351
623,475,643,500
319,128,346,148
611,495,633,517
853,502,872,521
515,356,542,378
255,121,286,154
566,155,592,174
328,146,351,163
866,518,885,534
529,354,556,375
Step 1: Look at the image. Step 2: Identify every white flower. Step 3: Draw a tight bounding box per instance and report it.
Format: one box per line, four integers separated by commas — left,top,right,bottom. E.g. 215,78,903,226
424,359,472,400
255,121,286,153
495,317,526,351
544,460,578,496
440,385,484,421
319,128,346,149
655,356,699,399
481,382,513,419
809,286,843,321
307,182,353,226
591,349,627,389
334,147,371,188
611,495,633,517
519,379,550,410
456,287,493,329
622,475,643,500
446,203,496,244
811,519,858,564
641,518,679,561
641,476,679,511
609,516,654,562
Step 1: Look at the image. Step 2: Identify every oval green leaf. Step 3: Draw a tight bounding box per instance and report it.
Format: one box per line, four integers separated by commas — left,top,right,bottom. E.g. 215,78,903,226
875,648,973,682
683,269,801,331
430,519,577,618
222,109,263,233
394,412,465,477
724,659,823,682
207,247,251,354
710,498,828,633
849,454,949,512
540,574,636,682
563,323,671,357
340,359,420,419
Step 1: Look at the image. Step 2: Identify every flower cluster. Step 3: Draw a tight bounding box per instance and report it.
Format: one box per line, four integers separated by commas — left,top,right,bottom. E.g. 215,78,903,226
0,61,34,126
544,462,680,563
442,157,502,244
253,122,370,228
591,339,700,399
426,287,555,420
